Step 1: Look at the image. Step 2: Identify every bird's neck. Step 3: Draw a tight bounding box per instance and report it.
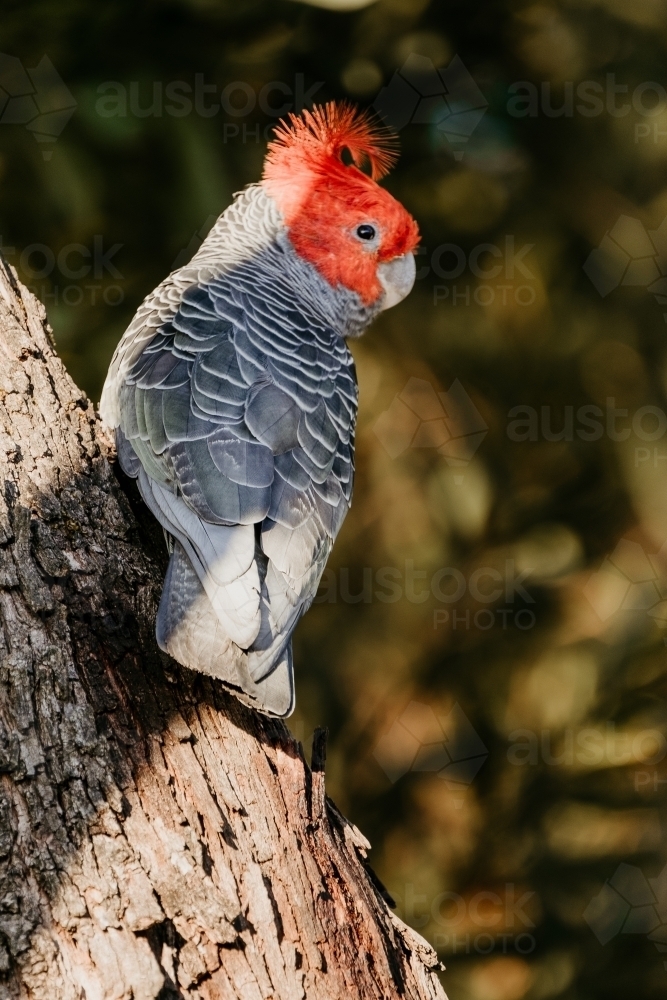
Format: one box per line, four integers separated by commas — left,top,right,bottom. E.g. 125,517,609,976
193,184,381,339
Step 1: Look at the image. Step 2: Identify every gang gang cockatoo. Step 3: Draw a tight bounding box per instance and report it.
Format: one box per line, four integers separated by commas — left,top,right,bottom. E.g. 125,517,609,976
100,102,420,717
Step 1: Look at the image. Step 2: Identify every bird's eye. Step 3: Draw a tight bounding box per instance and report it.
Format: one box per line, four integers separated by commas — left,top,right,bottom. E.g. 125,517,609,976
356,224,376,241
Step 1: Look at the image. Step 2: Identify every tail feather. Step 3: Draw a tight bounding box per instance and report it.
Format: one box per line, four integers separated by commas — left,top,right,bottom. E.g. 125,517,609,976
246,592,301,685
156,539,242,686
157,540,294,717
137,469,261,649
245,556,304,683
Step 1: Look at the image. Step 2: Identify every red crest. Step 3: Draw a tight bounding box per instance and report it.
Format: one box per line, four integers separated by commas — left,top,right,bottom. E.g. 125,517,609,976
263,101,398,186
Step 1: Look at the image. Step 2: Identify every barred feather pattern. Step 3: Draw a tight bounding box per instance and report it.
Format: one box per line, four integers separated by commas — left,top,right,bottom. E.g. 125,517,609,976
101,184,378,716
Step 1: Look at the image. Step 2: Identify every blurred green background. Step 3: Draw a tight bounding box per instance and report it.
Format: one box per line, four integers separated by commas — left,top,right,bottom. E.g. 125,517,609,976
3,0,667,997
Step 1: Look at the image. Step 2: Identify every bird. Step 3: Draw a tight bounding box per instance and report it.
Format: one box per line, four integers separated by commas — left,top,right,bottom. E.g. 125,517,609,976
100,101,420,717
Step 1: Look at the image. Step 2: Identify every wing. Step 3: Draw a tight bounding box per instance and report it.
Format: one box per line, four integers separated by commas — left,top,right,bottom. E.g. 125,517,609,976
115,259,357,714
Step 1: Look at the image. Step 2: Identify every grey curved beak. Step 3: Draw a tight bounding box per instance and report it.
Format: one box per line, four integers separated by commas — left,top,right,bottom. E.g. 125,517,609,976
378,253,416,310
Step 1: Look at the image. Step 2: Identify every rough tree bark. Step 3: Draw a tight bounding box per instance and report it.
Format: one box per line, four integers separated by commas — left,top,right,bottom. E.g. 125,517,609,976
0,258,447,1000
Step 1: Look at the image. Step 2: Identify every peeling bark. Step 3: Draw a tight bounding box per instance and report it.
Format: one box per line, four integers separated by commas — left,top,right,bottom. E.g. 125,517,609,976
0,258,447,1000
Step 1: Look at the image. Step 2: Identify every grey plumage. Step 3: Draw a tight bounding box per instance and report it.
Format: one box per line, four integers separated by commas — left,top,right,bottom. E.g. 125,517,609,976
101,184,379,716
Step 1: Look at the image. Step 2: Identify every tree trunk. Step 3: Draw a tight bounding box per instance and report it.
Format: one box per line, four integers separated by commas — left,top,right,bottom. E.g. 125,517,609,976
0,258,447,1000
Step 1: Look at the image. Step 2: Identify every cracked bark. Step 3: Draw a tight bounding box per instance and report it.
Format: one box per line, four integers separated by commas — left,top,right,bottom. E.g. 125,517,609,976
0,258,447,1000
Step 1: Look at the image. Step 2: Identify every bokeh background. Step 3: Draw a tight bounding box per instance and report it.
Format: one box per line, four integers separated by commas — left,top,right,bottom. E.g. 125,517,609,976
3,0,667,997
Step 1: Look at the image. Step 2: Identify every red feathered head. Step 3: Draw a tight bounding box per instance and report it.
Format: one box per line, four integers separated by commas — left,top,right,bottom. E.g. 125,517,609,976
262,102,419,307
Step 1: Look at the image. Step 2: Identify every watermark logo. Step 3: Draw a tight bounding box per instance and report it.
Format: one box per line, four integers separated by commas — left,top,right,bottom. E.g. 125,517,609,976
583,538,667,630
171,215,217,270
372,701,488,793
373,54,488,161
372,377,488,475
0,54,76,159
583,215,667,319
584,862,667,967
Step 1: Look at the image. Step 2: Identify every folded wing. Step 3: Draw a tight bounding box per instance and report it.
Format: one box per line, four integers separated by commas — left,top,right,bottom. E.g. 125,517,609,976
113,255,356,716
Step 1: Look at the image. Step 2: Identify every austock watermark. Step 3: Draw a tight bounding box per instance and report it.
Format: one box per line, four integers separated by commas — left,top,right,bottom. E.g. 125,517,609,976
507,725,666,771
94,73,323,141
584,862,667,969
507,76,667,124
395,882,537,956
0,236,125,307
316,559,536,632
507,400,667,461
416,237,538,309
0,53,76,159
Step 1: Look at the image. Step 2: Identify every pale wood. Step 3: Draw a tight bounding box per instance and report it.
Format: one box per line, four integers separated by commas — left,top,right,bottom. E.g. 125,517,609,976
0,257,447,1000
